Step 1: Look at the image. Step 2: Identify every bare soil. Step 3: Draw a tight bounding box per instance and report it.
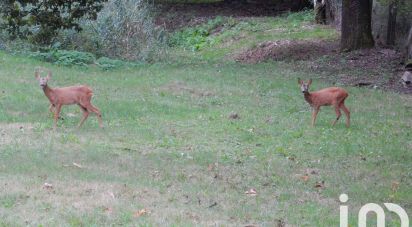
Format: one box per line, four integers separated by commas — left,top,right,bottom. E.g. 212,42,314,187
235,39,412,94
234,40,339,63
155,1,306,30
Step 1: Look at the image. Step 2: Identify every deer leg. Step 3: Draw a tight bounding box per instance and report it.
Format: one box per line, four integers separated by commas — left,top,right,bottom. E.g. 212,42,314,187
82,100,103,128
312,107,320,126
340,103,350,127
77,105,89,128
332,105,342,126
91,105,103,128
49,104,55,114
53,104,62,130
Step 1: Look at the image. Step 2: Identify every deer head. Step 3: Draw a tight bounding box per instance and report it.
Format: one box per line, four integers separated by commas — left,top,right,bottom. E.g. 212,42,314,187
35,68,51,88
298,78,312,93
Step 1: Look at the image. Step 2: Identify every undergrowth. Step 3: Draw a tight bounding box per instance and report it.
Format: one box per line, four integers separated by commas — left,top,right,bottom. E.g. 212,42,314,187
29,50,139,70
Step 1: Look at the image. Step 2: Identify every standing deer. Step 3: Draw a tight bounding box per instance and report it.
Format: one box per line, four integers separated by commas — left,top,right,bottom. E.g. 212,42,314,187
35,68,103,129
298,78,350,127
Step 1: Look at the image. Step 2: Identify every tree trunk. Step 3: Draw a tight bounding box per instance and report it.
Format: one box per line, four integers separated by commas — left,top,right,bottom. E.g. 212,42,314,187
315,2,326,24
341,0,375,51
405,25,412,63
324,0,335,25
386,1,397,46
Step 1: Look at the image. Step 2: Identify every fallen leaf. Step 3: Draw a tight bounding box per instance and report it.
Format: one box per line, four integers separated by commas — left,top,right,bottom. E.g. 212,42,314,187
314,181,325,189
73,162,83,168
43,182,53,190
229,112,240,120
208,202,218,208
134,209,149,218
300,174,309,182
391,181,400,193
103,207,113,214
245,188,257,196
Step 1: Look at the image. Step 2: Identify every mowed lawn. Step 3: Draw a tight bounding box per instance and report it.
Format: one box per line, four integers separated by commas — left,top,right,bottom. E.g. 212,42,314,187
0,51,411,226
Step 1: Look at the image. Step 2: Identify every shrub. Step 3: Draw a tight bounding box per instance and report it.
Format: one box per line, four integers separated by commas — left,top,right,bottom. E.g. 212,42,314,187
30,50,95,66
169,16,226,51
79,0,167,62
0,0,107,45
29,49,139,69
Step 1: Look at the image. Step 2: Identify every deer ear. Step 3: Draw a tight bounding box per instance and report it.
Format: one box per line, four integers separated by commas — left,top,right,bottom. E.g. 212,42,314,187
308,79,312,85
298,78,302,84
35,70,40,80
46,70,52,80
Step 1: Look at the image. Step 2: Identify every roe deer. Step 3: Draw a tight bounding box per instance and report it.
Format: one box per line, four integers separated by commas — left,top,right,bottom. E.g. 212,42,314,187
298,78,350,127
35,68,103,129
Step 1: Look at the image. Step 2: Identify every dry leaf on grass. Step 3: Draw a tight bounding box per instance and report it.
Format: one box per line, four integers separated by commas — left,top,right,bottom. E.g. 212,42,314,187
314,181,325,189
245,188,257,196
72,162,83,168
103,207,113,214
229,112,240,120
300,174,310,182
43,182,53,189
391,181,400,193
134,209,149,218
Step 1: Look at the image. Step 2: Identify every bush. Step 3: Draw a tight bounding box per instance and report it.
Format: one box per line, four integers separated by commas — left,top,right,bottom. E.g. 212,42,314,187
65,0,167,62
30,50,96,66
29,49,139,69
169,16,226,51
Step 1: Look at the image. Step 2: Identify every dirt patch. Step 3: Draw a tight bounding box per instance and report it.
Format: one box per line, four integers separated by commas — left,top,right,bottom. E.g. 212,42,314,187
234,39,412,94
160,81,214,97
306,47,412,94
154,1,308,31
235,40,339,63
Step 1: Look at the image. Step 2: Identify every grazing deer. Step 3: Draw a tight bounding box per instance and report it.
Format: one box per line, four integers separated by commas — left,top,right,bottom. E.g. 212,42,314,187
298,78,350,127
35,68,103,129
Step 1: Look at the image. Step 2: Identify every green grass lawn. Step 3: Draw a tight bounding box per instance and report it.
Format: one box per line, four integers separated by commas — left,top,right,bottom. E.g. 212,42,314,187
1,11,411,226
0,52,411,226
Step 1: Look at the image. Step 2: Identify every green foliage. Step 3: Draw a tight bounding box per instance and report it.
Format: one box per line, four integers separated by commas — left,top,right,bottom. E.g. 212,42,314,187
96,57,141,70
30,50,95,66
169,11,318,53
28,49,137,69
0,0,108,45
285,10,315,24
169,16,225,51
377,0,412,14
79,0,167,62
0,51,411,226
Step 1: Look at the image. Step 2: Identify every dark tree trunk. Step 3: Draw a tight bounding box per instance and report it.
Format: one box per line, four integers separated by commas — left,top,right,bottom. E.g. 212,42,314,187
386,1,398,46
324,0,335,25
315,2,326,24
405,25,412,63
341,0,375,51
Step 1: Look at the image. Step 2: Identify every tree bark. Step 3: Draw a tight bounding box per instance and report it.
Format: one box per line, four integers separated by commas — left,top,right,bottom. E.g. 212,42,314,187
405,25,412,63
340,0,375,51
324,0,335,25
315,2,326,24
386,1,397,46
